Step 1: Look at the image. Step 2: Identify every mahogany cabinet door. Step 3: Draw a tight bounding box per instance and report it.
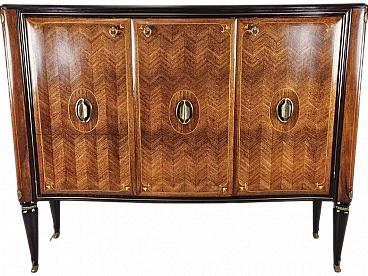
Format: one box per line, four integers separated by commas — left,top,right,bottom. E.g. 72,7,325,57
134,19,235,197
235,17,342,196
26,18,135,196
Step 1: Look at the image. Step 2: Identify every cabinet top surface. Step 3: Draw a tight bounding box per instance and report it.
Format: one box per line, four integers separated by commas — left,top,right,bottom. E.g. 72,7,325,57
1,4,367,13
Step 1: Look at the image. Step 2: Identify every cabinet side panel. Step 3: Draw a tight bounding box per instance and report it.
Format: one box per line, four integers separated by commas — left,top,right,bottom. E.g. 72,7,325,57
338,7,367,203
1,9,33,202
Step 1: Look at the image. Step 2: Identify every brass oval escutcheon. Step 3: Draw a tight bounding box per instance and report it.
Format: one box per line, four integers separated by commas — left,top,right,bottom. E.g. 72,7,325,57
175,99,193,125
75,98,92,123
270,89,299,132
68,89,99,133
169,90,199,134
276,98,293,123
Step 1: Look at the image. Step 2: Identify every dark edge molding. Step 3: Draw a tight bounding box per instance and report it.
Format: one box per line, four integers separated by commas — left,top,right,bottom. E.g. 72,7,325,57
16,10,39,203
330,9,352,203
14,5,360,204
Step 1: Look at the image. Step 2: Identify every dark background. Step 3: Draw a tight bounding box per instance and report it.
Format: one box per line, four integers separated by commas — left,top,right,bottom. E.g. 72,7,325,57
0,0,368,276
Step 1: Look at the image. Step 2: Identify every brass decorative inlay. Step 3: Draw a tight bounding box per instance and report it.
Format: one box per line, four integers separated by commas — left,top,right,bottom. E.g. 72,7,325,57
221,186,228,193
239,183,248,191
17,189,22,200
1,14,4,23
221,24,232,35
334,205,349,212
142,184,151,192
21,205,37,211
316,183,324,190
325,23,334,32
122,184,130,192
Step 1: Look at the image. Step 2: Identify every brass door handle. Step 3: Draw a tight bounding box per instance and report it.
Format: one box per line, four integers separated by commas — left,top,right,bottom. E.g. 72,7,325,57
175,99,193,125
276,98,293,123
75,98,92,123
246,25,259,36
143,26,152,37
109,26,120,37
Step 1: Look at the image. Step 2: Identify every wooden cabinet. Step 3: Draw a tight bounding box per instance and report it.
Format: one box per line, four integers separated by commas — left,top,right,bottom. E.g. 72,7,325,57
1,4,366,274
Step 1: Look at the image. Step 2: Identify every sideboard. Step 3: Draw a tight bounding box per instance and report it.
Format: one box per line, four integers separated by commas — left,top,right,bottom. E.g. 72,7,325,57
1,4,367,273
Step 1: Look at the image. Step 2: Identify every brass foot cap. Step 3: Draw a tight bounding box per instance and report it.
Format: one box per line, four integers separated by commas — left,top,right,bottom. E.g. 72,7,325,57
332,261,343,274
312,232,321,241
31,264,39,273
50,232,60,241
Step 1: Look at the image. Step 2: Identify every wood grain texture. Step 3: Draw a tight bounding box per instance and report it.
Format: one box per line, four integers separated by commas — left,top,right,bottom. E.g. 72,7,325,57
235,17,342,196
26,18,135,195
338,7,367,203
1,9,33,202
134,19,235,197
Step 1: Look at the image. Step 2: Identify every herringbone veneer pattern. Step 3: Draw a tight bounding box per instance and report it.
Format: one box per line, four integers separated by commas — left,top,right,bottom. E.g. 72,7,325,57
26,18,134,195
134,19,235,196
235,17,342,195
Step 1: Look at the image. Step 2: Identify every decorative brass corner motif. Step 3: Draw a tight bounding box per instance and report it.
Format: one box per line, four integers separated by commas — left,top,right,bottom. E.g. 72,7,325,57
142,184,151,192
239,183,248,191
221,24,232,35
220,186,228,193
325,23,334,32
316,183,324,190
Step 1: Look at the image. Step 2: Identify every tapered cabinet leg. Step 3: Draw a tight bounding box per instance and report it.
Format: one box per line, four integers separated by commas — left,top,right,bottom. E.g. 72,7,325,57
313,200,322,239
21,203,39,273
333,203,350,273
49,200,60,240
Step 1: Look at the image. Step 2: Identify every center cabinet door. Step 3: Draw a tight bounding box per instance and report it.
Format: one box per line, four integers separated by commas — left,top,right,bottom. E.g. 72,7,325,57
235,17,342,196
134,19,235,197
